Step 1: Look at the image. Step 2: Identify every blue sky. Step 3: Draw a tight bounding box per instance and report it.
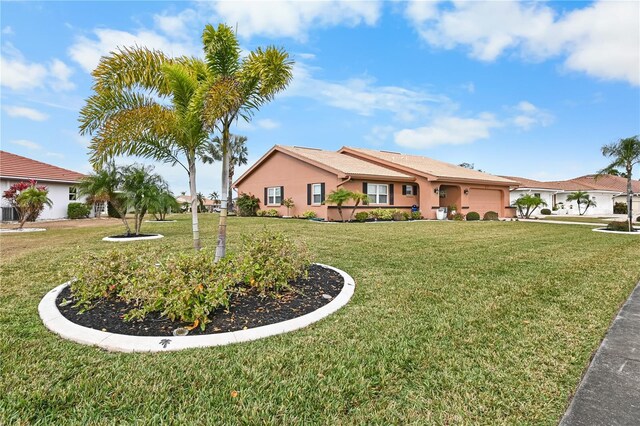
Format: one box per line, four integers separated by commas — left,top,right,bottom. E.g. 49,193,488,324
1,0,639,195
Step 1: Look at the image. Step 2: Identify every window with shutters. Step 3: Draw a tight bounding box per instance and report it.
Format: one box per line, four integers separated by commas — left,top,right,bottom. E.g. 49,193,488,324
267,187,281,205
367,184,388,204
312,184,322,204
405,185,414,196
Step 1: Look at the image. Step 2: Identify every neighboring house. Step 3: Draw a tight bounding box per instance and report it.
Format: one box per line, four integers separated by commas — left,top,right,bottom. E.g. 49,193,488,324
176,195,218,212
504,174,637,215
0,150,93,220
234,145,517,220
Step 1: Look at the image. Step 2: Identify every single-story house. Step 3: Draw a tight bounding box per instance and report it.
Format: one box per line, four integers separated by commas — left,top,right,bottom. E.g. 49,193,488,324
503,174,638,215
234,145,517,220
0,150,95,220
176,195,219,212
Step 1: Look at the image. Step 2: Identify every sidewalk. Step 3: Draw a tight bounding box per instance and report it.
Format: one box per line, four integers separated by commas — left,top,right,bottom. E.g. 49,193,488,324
560,282,640,425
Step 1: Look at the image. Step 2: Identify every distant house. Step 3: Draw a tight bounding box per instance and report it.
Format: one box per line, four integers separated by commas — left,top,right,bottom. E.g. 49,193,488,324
176,195,219,212
0,150,94,220
503,174,639,215
234,145,517,220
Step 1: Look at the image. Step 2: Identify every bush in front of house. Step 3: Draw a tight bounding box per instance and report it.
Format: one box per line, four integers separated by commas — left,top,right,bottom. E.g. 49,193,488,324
355,211,369,222
370,208,396,221
613,202,628,214
301,210,317,219
466,211,480,221
483,211,499,221
256,210,266,217
540,208,552,215
236,193,260,216
452,213,465,221
410,211,422,220
70,230,311,329
392,211,409,221
67,202,91,219
606,221,636,232
265,209,279,217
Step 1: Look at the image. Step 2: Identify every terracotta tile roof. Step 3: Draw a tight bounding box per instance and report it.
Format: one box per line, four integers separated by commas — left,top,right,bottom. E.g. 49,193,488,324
0,150,86,183
343,147,517,184
176,195,217,206
503,174,638,192
278,145,413,179
570,174,640,193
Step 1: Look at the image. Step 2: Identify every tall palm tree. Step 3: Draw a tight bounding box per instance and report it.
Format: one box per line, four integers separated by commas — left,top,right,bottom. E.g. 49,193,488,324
202,134,248,211
200,23,293,261
599,136,640,230
78,48,215,250
565,191,596,216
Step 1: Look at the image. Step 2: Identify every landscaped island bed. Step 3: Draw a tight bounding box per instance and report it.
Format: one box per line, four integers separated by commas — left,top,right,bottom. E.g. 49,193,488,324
1,215,639,424
56,264,342,336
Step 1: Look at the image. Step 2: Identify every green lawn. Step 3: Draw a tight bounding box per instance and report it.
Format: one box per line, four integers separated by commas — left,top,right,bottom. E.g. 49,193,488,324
539,216,620,225
1,215,639,424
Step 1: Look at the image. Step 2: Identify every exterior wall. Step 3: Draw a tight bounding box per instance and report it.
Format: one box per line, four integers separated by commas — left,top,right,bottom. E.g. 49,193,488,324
555,191,615,215
0,178,91,220
509,189,556,214
235,151,340,219
613,194,640,214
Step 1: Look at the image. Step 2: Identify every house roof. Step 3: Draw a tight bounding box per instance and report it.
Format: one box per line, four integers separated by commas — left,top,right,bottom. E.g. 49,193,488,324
504,174,637,193
234,145,413,186
0,150,86,183
176,195,217,206
341,147,517,185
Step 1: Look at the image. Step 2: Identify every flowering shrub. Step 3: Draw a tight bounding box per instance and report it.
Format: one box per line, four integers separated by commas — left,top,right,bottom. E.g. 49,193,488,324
265,208,279,217
2,180,51,228
301,210,317,219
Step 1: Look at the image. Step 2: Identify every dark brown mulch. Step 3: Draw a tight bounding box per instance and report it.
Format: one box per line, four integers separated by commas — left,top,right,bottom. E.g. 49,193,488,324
56,264,344,336
106,234,160,238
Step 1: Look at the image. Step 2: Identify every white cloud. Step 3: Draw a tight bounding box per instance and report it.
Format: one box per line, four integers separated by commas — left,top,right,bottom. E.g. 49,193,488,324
2,26,14,35
3,105,49,121
154,9,198,39
68,28,199,73
511,101,554,131
0,44,75,91
256,118,280,130
394,113,501,149
364,125,395,147
10,139,42,150
287,62,451,121
405,0,640,85
205,0,381,41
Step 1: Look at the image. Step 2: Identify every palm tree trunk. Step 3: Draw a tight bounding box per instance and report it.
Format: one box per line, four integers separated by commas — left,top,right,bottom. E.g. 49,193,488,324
215,125,230,262
349,200,361,221
188,159,201,250
627,168,633,232
228,164,234,213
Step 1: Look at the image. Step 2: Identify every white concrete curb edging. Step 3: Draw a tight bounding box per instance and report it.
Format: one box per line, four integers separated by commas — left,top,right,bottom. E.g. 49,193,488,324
0,228,47,233
38,263,355,353
102,234,164,242
592,227,640,235
143,220,177,223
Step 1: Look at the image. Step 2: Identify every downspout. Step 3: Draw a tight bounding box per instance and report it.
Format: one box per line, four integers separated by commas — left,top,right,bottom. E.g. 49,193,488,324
337,175,352,187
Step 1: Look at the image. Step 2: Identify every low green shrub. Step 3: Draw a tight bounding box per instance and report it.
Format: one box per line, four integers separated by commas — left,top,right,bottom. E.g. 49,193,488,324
606,221,636,232
67,202,91,219
236,230,311,293
265,208,279,217
410,211,422,220
256,210,266,217
301,210,317,219
483,211,499,221
540,208,552,215
355,211,369,222
236,193,261,216
452,213,465,221
466,211,480,221
613,202,628,214
392,211,408,221
370,208,396,221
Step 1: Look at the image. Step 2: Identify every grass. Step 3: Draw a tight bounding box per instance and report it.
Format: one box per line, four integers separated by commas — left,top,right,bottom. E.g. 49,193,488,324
1,215,639,424
539,216,620,225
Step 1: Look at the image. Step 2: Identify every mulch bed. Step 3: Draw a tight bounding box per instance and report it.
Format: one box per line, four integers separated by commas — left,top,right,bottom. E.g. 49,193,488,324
56,264,344,336
105,234,160,239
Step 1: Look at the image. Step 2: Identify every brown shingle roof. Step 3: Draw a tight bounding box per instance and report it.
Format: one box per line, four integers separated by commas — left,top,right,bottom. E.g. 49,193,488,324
503,174,637,192
0,150,86,183
278,145,413,179
342,147,517,184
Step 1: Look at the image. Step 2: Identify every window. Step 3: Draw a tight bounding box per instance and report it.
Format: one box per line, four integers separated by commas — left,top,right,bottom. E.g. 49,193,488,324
267,187,282,205
69,187,78,201
367,184,388,204
312,184,322,204
534,193,541,198
404,185,414,196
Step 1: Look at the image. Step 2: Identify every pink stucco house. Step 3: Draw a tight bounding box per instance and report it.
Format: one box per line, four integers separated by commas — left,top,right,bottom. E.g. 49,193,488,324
234,145,517,220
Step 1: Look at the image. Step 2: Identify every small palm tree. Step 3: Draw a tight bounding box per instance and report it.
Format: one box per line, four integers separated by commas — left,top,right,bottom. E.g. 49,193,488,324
15,186,53,229
149,190,179,221
324,188,355,222
196,192,206,213
209,191,220,206
200,23,293,261
598,136,640,231
565,191,596,216
514,194,547,218
120,164,167,235
202,134,248,212
348,191,369,221
77,163,130,230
